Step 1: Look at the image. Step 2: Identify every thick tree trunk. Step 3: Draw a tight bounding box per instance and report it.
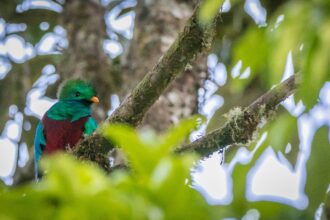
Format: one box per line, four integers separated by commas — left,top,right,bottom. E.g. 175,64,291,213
59,0,121,120
121,0,206,132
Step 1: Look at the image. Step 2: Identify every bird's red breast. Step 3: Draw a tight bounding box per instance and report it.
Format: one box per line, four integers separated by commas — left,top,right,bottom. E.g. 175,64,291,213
42,114,89,154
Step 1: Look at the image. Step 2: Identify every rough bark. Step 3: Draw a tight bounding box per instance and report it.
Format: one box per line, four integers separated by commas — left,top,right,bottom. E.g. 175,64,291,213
73,2,298,170
121,0,206,132
177,74,299,156
73,3,220,165
76,74,298,171
108,6,218,126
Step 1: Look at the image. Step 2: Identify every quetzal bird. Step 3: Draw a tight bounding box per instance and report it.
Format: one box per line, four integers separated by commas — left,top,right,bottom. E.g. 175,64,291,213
34,79,99,179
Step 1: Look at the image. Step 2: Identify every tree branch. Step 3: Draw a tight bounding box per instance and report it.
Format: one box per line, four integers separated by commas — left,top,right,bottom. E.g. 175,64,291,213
107,6,218,126
73,3,222,163
177,74,299,157
74,1,298,170
13,74,300,184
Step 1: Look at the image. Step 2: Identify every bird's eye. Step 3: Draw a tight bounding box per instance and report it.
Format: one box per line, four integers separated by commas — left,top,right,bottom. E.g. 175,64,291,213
75,91,81,97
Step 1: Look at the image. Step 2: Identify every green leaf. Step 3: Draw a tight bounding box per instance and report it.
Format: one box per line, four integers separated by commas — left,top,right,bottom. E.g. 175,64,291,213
230,1,330,107
300,20,330,108
266,2,330,107
262,113,299,165
229,133,305,219
231,27,268,92
261,2,309,86
102,116,204,176
40,154,109,196
159,115,206,154
304,127,330,218
101,123,153,176
198,0,224,24
0,117,217,219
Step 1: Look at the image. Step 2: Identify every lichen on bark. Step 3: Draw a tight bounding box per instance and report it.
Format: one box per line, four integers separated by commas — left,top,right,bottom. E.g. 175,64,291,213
177,75,298,157
73,2,299,171
73,3,222,170
107,7,219,127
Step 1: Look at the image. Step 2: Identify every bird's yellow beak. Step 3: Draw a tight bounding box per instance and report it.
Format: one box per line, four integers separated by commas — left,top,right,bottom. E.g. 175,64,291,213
90,96,99,103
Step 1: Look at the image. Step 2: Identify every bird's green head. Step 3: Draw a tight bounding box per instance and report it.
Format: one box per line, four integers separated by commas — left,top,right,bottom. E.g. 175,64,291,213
57,79,99,103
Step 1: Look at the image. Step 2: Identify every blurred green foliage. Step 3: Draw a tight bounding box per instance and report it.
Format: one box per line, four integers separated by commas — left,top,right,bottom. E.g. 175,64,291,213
231,1,330,108
304,127,330,219
261,113,299,165
1,115,329,219
198,0,224,24
1,0,330,219
0,116,222,220
223,124,330,219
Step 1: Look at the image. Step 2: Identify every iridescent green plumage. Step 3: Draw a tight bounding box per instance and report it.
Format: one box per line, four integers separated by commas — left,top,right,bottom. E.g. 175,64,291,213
58,79,97,101
34,79,99,179
48,79,99,121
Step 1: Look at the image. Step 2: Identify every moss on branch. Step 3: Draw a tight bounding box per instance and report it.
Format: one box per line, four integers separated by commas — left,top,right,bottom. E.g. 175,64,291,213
74,3,222,166
73,134,113,171
176,75,299,157
107,6,219,126
74,0,298,170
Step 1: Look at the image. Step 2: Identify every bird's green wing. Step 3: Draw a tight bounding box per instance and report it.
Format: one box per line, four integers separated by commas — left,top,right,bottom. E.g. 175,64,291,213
84,117,97,135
